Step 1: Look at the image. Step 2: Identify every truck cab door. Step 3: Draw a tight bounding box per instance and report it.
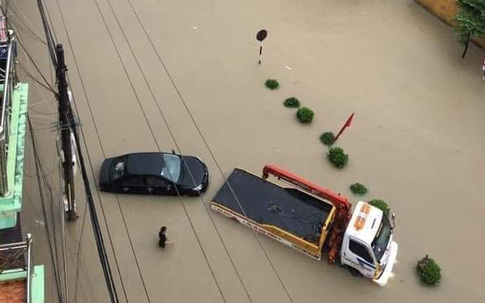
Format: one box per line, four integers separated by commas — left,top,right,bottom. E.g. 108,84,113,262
341,237,376,278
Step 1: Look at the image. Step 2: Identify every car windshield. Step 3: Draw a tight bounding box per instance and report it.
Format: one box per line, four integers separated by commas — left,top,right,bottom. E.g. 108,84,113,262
371,216,392,262
109,157,125,180
161,154,181,182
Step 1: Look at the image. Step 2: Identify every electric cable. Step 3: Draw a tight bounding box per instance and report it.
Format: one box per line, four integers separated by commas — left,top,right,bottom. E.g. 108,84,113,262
54,0,224,301
8,3,46,44
28,115,65,303
122,1,295,301
31,2,122,301
46,1,131,302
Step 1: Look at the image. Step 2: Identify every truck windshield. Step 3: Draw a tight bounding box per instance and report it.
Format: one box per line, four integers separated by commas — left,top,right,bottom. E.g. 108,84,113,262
372,217,392,262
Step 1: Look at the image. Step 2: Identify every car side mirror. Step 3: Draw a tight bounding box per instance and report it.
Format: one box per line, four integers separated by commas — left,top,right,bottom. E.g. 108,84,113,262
172,149,176,154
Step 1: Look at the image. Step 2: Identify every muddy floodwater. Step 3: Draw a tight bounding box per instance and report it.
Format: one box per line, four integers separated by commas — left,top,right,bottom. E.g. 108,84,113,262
15,0,485,302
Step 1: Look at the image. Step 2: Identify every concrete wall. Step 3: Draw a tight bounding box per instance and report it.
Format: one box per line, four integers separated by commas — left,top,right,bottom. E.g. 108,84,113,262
415,0,485,49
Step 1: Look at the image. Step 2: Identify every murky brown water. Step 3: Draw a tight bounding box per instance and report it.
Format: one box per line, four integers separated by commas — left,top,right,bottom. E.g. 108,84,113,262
15,0,485,302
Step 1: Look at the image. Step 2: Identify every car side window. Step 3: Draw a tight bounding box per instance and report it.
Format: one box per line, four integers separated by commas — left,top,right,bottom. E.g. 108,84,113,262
121,176,145,186
349,239,373,263
146,177,167,187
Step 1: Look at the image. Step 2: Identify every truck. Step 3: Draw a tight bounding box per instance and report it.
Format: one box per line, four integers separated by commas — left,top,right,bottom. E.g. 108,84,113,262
211,165,398,286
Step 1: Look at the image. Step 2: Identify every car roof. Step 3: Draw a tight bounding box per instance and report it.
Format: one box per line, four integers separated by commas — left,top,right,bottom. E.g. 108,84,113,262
125,152,166,176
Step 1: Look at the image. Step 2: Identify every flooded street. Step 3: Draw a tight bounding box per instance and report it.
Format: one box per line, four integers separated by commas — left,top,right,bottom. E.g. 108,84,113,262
15,0,485,302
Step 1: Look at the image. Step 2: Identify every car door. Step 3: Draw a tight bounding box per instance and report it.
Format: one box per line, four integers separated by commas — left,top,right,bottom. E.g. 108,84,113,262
146,177,170,195
119,175,146,194
342,237,376,278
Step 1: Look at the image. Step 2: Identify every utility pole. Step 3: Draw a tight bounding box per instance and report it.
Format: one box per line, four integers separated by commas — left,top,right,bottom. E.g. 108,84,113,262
56,44,76,221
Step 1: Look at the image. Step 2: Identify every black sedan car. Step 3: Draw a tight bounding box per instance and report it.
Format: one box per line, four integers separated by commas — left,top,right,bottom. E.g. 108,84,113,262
99,151,209,196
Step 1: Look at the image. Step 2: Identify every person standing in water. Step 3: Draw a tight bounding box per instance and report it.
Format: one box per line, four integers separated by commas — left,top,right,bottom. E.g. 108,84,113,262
158,226,173,248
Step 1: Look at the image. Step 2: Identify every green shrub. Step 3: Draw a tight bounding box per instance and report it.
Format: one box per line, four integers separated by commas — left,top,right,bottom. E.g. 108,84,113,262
327,147,348,168
368,199,390,217
320,131,335,146
296,107,314,123
283,97,300,108
416,255,441,286
350,183,368,195
265,79,279,90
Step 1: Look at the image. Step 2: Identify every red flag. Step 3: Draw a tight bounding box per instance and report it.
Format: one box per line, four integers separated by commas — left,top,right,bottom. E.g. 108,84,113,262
332,113,354,145
343,113,354,128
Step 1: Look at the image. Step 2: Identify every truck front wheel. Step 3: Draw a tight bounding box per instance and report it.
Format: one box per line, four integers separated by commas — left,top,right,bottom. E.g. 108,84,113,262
348,267,363,278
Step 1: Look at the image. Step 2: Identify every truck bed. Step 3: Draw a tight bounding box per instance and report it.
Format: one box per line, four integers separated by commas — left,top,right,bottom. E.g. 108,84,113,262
212,169,334,243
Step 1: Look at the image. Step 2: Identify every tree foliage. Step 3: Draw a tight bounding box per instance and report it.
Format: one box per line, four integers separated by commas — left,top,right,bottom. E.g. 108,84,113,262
327,147,349,168
368,199,390,217
319,131,335,146
350,183,368,195
416,256,442,286
283,97,300,108
296,107,314,123
454,0,485,57
265,79,280,90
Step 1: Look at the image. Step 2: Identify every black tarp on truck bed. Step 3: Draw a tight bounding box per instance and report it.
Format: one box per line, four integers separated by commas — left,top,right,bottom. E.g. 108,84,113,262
212,169,333,243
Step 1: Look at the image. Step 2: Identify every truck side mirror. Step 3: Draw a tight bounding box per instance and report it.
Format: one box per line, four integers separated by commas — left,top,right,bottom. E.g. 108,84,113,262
172,149,176,154
390,212,396,229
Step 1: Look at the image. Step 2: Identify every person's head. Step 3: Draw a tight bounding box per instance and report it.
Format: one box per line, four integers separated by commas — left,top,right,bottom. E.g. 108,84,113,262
161,226,167,233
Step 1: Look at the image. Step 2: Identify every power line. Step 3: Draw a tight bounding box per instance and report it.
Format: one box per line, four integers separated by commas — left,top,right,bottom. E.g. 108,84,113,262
29,1,290,302
57,160,70,301
8,3,46,44
0,6,57,94
32,2,122,301
9,9,73,301
17,62,56,94
122,0,294,301
14,35,57,94
47,152,63,302
69,96,120,303
97,0,259,302
72,195,93,303
25,173,100,303
22,189,100,303
4,0,9,20
27,115,65,303
85,0,236,301
36,0,57,68
30,112,66,303
48,0,130,301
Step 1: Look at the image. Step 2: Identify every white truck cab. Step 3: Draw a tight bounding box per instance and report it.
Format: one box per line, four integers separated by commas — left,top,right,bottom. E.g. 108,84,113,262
340,201,398,286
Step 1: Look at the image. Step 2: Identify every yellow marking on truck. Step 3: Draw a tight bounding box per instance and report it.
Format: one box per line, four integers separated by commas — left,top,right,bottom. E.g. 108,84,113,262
354,203,371,230
210,202,324,260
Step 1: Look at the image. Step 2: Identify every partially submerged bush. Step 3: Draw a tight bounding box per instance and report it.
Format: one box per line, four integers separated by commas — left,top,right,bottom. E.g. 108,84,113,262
350,183,368,195
368,199,390,217
327,147,348,168
416,255,442,286
320,131,335,146
296,107,314,123
283,97,300,108
265,79,279,90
